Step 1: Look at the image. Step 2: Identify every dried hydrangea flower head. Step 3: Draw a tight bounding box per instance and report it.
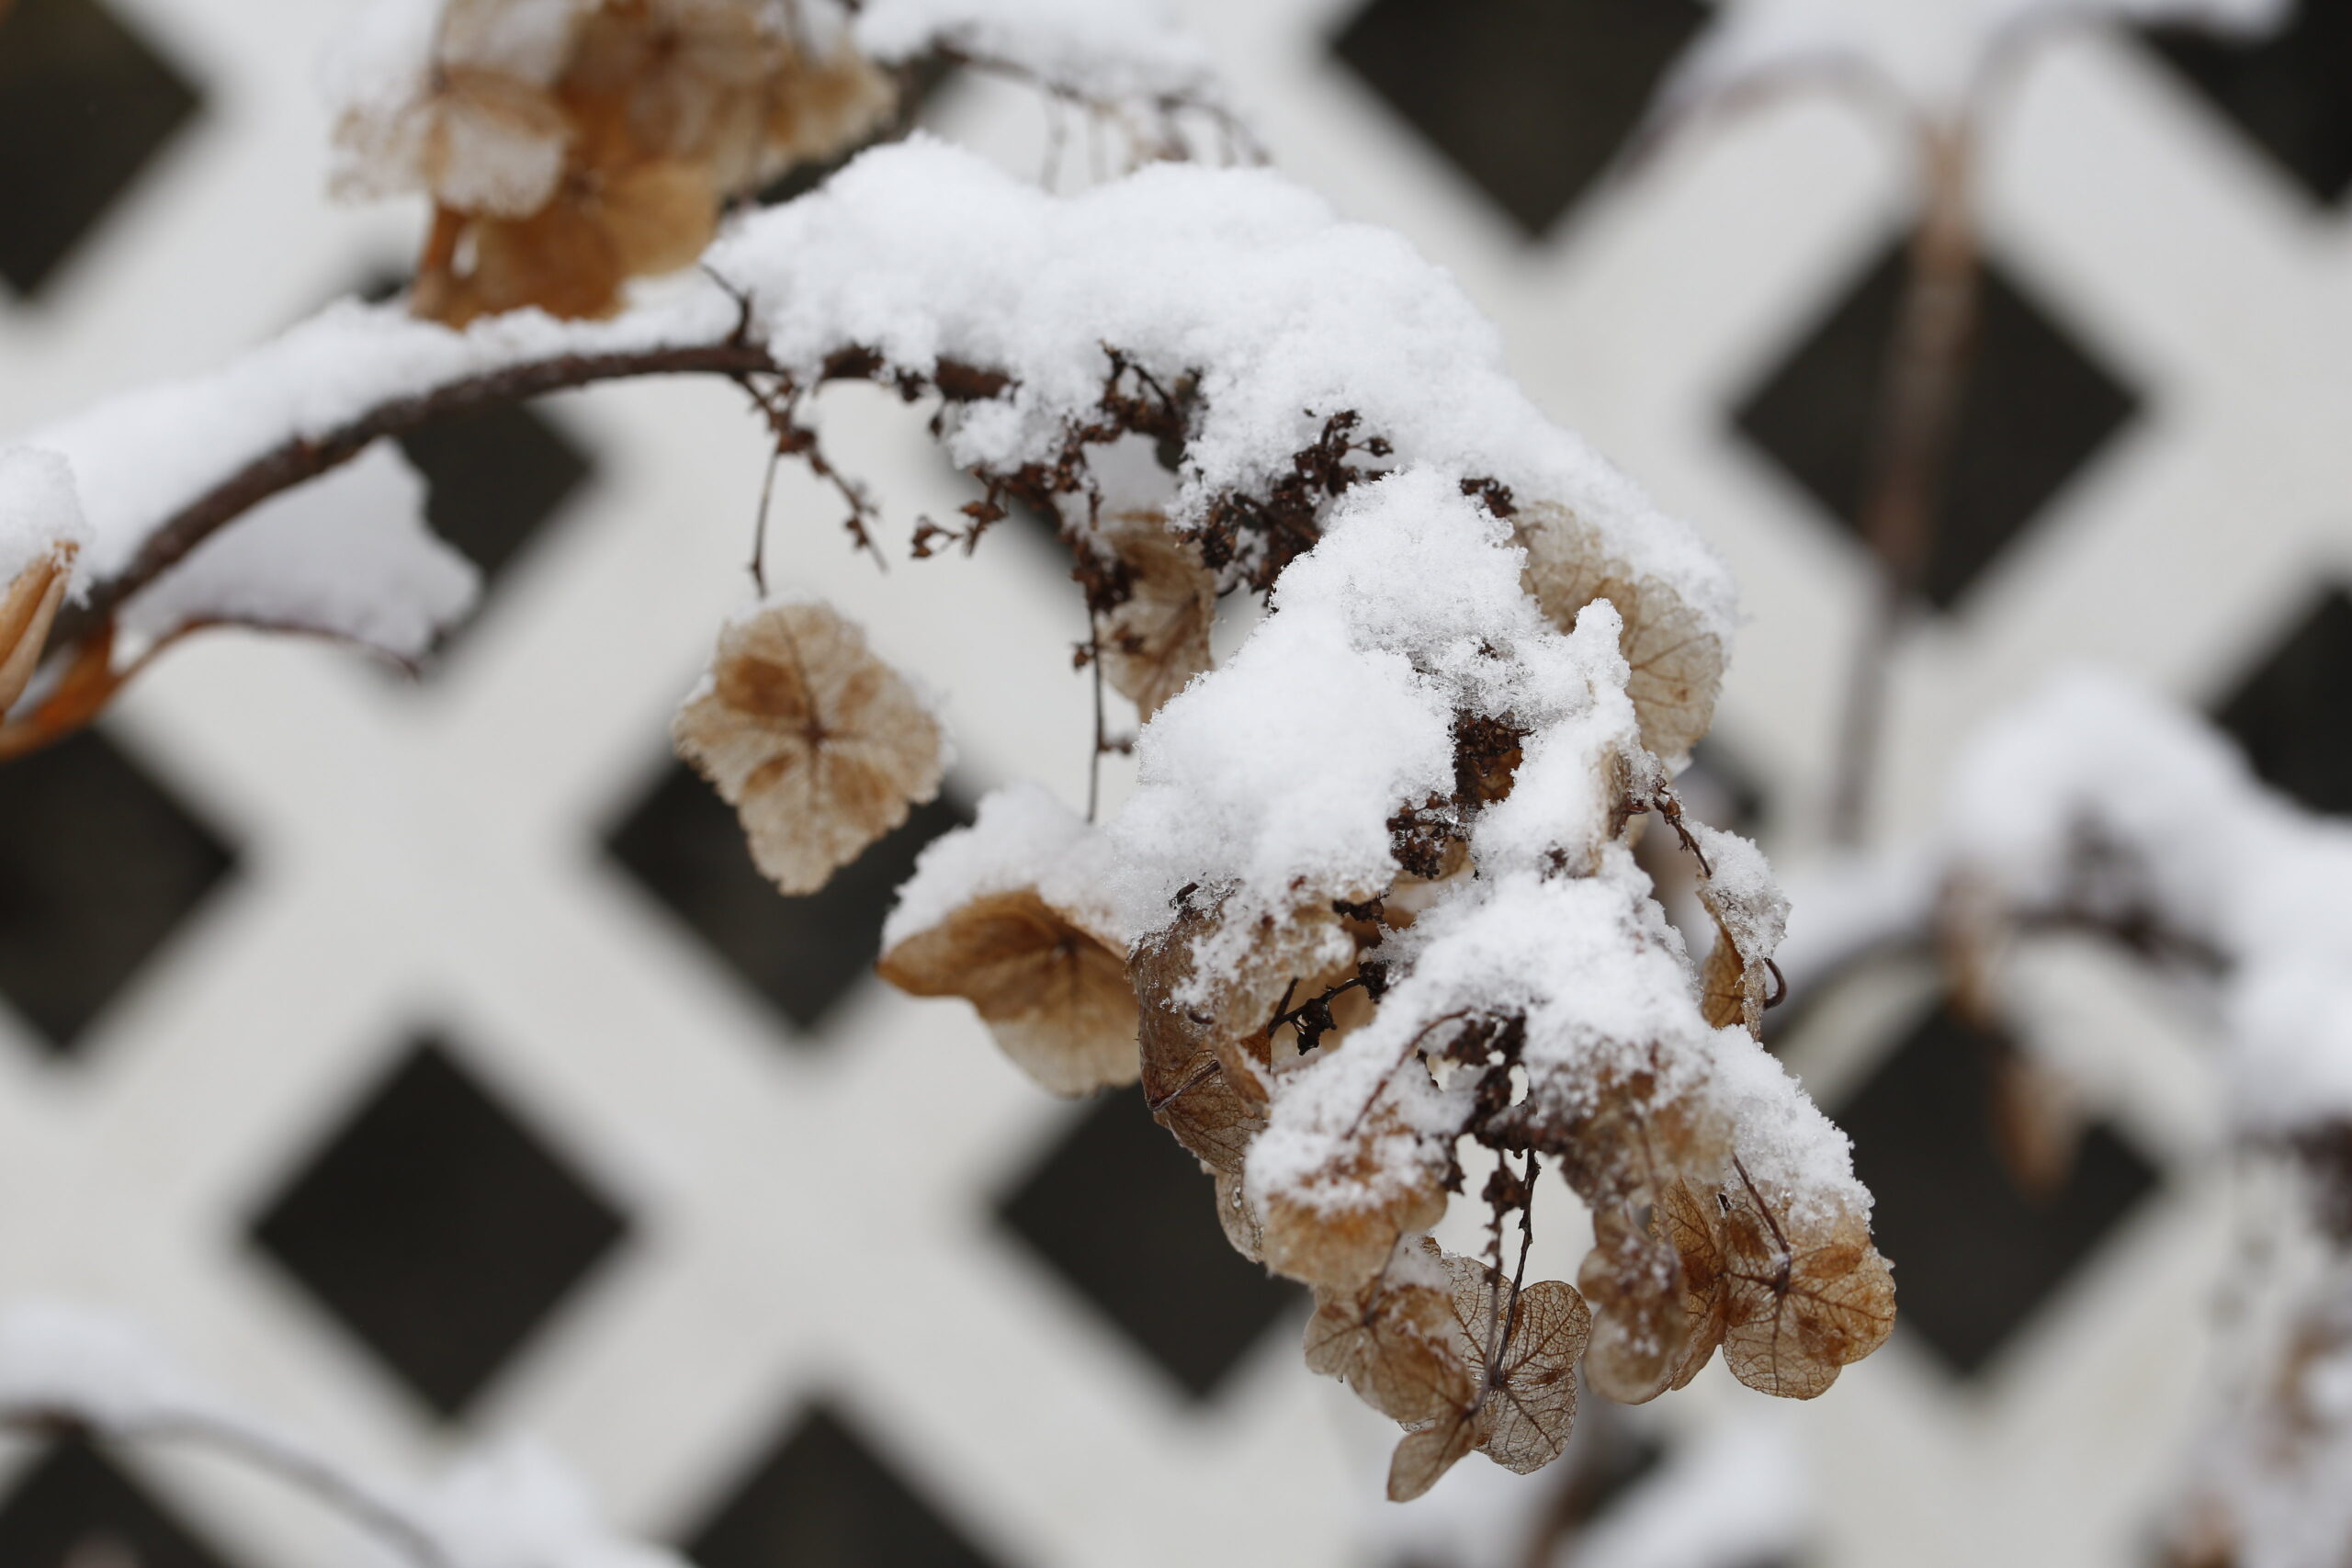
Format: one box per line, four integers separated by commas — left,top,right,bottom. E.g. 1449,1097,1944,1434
334,0,894,325
673,597,944,895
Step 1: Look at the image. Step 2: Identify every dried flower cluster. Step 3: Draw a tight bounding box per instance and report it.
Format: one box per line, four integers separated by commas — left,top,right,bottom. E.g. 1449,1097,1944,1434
334,0,895,324
706,446,1891,1499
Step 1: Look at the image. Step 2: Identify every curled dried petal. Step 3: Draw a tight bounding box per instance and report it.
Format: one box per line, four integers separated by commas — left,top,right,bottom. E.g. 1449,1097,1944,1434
1515,502,1724,767
1577,1203,1690,1405
1258,1093,1449,1293
0,545,74,714
877,888,1137,1096
673,599,944,896
1690,823,1789,1039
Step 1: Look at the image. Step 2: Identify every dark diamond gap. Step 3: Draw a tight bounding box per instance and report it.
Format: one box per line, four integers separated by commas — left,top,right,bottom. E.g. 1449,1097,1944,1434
394,405,594,589
684,1404,1002,1568
998,1086,1298,1399
606,760,968,1035
1838,1003,2158,1375
1331,0,1709,236
0,0,199,298
0,1438,242,1568
2146,0,2352,206
0,727,233,1054
1733,237,2141,612
249,1038,628,1417
2217,586,2352,818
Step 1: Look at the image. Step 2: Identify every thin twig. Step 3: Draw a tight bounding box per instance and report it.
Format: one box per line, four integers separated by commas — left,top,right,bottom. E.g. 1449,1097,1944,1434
0,1404,450,1568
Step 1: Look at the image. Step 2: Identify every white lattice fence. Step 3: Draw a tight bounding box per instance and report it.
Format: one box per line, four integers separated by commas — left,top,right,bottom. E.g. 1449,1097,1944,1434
3,2,2349,1567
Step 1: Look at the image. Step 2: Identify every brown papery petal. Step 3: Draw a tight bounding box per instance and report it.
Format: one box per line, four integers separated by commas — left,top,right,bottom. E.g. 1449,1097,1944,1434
1514,502,1724,767
1258,1095,1450,1293
877,888,1138,1097
0,546,74,714
1387,1415,1477,1504
1133,908,1270,1179
1096,512,1216,720
1715,1179,1896,1400
1305,1273,1470,1428
1444,1259,1589,1474
673,600,944,896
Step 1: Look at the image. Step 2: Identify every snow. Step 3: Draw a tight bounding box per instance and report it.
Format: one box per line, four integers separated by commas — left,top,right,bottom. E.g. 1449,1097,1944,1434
119,440,478,662
33,141,1728,682
423,1440,689,1568
0,446,92,591
1658,0,2290,119
881,781,1123,949
1945,669,2352,1136
718,141,1732,626
21,291,733,586
854,0,1219,103
1574,1416,1812,1568
0,1301,198,1427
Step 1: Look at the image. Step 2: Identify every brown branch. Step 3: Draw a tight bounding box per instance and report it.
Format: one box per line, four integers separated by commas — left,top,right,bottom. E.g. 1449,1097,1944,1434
49,340,1013,654
1827,127,1984,844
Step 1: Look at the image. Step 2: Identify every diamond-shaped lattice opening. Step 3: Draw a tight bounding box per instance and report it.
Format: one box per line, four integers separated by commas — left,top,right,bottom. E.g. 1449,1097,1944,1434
249,1037,628,1416
1838,1003,2158,1374
1332,0,1707,236
395,404,594,590
607,761,968,1035
999,1086,1297,1399
0,727,233,1054
2217,586,2352,818
0,1438,242,1568
0,0,199,298
684,1404,1001,1568
2146,1,2352,206
1734,238,2141,611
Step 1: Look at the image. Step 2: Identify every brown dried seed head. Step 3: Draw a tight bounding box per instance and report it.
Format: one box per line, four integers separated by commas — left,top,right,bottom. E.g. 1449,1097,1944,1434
1514,502,1724,767
1096,512,1216,720
877,887,1139,1097
673,600,944,896
0,544,75,715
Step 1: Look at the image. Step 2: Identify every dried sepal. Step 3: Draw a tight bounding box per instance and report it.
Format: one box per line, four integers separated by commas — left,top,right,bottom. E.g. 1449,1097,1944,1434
1377,1249,1592,1499
1133,905,1272,1179
1306,1265,1469,1428
1514,502,1724,766
1690,823,1790,1039
1655,1175,1728,1390
1258,1091,1451,1293
1212,1168,1265,1262
0,543,74,713
1096,512,1216,719
1576,1202,1690,1404
673,599,944,896
1713,1170,1895,1400
877,888,1137,1096
370,0,897,324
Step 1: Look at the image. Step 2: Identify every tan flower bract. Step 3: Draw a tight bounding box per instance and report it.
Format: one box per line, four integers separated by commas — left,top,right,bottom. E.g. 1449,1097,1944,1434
0,545,74,715
673,599,943,897
1096,512,1216,719
1713,1179,1895,1400
347,0,898,325
877,887,1139,1097
1515,502,1724,767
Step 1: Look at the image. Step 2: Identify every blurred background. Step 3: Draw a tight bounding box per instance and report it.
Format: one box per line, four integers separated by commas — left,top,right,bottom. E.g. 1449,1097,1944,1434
1,0,2346,1565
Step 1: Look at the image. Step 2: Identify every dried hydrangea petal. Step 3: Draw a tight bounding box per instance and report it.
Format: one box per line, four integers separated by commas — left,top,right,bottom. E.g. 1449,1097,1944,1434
1715,1177,1895,1400
0,545,74,714
1515,502,1724,768
1096,512,1216,720
673,598,944,896
878,887,1137,1097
